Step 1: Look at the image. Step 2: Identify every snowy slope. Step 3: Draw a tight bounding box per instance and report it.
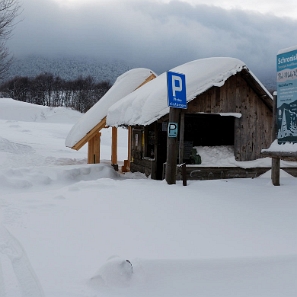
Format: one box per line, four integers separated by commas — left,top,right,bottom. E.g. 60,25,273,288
0,99,296,297
0,98,82,123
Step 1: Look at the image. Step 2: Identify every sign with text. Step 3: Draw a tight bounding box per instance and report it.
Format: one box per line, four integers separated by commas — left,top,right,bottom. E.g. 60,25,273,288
277,47,297,144
168,122,178,137
167,71,187,109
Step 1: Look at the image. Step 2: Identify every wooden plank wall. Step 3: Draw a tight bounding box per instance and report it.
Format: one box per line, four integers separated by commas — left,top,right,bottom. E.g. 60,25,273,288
187,74,273,161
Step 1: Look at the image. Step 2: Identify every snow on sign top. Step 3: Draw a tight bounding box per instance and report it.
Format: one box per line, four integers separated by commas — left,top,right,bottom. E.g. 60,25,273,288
65,68,156,148
277,44,297,55
106,57,248,127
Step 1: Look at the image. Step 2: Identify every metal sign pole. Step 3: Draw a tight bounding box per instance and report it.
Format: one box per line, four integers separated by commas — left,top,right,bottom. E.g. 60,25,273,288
166,107,180,184
166,71,187,185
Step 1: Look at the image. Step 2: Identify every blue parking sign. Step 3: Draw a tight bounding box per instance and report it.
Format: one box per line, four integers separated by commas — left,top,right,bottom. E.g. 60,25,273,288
168,122,178,137
167,71,187,109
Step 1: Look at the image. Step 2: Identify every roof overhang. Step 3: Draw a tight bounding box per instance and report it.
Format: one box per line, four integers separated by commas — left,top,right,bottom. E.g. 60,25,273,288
69,73,157,150
72,117,107,150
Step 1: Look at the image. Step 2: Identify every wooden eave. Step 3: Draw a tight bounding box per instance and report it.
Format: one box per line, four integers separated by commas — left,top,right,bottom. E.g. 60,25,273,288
135,73,156,90
72,117,107,150
70,72,157,151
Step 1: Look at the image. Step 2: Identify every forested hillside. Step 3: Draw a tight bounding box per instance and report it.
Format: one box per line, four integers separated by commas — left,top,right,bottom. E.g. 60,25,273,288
0,74,111,113
0,55,134,112
3,55,130,83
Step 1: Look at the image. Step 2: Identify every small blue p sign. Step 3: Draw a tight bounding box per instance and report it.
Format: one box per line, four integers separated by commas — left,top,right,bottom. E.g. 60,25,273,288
168,122,178,137
167,71,187,109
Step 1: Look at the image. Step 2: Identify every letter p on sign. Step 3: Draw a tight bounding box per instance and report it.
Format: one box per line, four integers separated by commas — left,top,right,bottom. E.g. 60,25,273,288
168,122,178,137
172,75,182,97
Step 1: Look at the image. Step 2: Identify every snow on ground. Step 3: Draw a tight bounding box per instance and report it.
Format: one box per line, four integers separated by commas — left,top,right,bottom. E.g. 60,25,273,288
0,98,297,297
194,145,297,167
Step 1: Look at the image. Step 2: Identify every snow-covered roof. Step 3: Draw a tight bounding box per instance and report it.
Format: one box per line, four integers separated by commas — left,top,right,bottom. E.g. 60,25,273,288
106,57,272,127
65,68,156,148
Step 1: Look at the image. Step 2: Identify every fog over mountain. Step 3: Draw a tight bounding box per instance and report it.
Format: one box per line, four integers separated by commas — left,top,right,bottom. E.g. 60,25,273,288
3,55,131,83
5,0,293,92
3,54,276,92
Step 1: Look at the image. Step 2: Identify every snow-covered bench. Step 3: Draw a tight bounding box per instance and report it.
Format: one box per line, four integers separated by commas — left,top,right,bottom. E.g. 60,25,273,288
261,140,297,186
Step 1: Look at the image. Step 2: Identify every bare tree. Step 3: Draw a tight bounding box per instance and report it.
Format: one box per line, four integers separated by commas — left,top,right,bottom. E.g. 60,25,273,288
0,0,20,79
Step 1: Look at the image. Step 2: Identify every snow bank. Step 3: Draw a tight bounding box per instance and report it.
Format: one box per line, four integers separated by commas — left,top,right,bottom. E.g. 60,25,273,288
0,98,82,123
192,146,297,168
0,163,122,193
65,68,156,148
87,256,297,296
259,169,294,178
90,256,133,288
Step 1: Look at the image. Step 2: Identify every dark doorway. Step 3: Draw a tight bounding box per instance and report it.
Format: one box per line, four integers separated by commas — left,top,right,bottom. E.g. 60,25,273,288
156,123,167,180
184,114,234,146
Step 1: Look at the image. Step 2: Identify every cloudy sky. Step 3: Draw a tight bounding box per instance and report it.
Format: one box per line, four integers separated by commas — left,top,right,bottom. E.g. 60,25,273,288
7,0,297,78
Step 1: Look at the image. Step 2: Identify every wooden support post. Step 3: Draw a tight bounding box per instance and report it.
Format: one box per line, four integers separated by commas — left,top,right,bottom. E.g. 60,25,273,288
272,157,280,186
88,138,94,164
271,93,280,186
94,132,101,163
128,126,132,163
272,92,277,140
179,110,185,164
122,127,132,172
111,126,118,170
87,133,101,164
182,163,187,186
166,107,180,184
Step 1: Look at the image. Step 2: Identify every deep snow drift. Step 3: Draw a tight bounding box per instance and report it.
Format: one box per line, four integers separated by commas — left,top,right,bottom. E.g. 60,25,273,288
0,98,296,297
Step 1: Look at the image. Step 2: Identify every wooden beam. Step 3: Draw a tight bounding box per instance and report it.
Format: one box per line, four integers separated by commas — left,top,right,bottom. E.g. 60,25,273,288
72,117,107,151
128,126,132,162
135,73,156,90
94,132,101,163
111,126,118,165
261,151,297,158
88,137,94,164
87,132,101,164
271,157,280,186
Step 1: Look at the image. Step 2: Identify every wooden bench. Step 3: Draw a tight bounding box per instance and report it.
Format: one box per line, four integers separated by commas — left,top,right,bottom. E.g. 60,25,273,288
261,150,297,186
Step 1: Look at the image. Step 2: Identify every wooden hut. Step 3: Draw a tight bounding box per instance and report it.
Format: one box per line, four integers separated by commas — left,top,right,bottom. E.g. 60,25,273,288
106,57,274,179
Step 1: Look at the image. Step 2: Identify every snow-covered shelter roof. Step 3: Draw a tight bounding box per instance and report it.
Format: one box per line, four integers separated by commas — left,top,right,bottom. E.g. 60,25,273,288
106,57,273,127
65,68,156,149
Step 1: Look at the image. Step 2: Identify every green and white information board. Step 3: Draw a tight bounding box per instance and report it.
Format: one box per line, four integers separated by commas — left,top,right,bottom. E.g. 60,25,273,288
277,46,297,144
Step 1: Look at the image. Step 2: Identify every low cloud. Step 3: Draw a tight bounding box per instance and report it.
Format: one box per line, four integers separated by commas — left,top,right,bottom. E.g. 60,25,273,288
7,0,297,78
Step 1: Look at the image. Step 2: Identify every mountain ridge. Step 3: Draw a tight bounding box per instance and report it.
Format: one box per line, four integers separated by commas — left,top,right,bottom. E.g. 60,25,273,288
2,55,276,91
3,55,131,83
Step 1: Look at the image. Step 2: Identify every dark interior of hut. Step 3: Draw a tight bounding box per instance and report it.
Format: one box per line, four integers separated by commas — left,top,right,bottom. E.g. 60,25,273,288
184,114,234,146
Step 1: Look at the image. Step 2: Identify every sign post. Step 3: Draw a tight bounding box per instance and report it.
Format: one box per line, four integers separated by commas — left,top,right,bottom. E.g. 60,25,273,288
276,46,297,144
165,71,187,184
